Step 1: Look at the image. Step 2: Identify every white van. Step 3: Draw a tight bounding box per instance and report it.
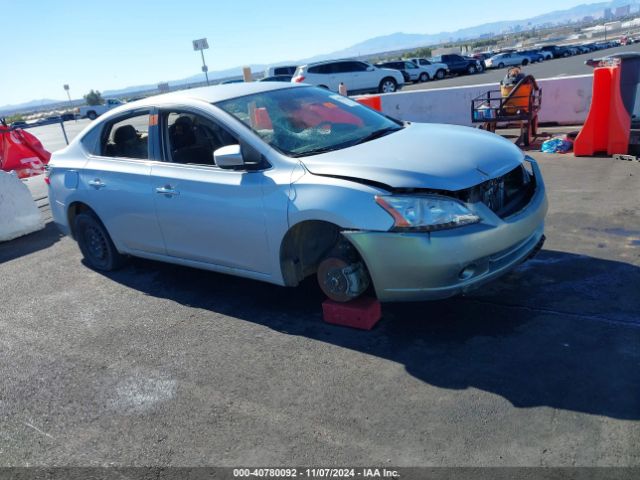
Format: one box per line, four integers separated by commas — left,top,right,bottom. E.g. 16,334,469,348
265,65,298,77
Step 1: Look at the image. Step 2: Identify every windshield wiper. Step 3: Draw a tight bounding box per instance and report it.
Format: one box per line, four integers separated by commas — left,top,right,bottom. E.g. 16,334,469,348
351,126,402,146
289,145,345,157
288,126,403,157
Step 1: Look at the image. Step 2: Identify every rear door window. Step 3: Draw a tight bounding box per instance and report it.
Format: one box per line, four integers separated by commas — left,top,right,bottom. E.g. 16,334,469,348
100,112,150,159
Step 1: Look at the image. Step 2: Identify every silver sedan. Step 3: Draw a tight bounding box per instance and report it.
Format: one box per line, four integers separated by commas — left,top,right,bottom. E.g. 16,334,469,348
485,52,530,69
47,83,547,302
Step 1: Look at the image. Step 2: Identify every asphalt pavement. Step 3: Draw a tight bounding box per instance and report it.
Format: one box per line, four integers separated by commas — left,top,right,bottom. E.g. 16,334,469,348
3,69,640,467
403,43,639,91
24,119,92,154
1,142,639,466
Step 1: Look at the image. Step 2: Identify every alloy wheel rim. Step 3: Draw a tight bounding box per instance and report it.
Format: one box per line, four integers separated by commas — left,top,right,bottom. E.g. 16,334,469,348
86,226,108,262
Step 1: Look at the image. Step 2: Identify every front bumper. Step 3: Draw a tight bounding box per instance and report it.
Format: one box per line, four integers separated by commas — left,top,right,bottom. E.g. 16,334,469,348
343,158,548,302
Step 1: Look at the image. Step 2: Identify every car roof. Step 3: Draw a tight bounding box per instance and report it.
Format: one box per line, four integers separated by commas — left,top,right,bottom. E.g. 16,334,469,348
301,58,361,68
122,82,305,109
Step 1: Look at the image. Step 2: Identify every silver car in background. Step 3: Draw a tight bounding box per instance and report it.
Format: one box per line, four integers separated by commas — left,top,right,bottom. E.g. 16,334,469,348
47,83,547,303
485,52,530,69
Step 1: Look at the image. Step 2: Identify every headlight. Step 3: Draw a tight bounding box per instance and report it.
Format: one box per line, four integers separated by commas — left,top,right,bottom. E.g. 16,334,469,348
375,195,480,231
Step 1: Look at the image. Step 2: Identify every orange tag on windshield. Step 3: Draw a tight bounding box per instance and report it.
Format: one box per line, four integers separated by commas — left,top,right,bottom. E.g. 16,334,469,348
149,114,158,126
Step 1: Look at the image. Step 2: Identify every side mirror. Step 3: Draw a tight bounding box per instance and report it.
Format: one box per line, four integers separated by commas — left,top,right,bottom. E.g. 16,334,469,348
214,144,244,169
367,66,375,71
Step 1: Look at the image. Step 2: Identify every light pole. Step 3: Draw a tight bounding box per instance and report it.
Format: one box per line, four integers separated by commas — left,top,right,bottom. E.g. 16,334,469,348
192,38,210,86
63,84,75,121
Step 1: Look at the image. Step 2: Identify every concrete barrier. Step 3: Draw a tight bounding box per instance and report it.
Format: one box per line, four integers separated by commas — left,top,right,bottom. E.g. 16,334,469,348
360,74,594,127
0,171,44,242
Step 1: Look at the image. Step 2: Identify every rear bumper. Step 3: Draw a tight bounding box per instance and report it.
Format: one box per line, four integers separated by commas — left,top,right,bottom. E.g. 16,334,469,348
343,158,548,302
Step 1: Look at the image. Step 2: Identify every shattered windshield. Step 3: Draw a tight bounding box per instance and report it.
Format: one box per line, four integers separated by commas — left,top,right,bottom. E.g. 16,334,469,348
216,86,402,157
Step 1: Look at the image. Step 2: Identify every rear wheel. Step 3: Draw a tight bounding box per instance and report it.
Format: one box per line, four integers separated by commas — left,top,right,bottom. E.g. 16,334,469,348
522,59,529,66
378,77,397,93
467,65,477,74
435,69,446,80
418,72,429,82
87,111,97,120
74,212,125,271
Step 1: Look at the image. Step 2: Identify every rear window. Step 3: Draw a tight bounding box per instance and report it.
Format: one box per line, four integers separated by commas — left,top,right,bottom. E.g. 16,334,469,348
308,63,334,74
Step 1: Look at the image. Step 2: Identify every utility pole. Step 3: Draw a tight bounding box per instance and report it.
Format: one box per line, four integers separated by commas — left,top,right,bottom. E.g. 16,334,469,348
63,84,76,121
192,38,210,86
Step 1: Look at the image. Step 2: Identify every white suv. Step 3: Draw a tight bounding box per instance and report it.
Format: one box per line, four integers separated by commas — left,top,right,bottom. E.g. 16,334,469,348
292,60,404,94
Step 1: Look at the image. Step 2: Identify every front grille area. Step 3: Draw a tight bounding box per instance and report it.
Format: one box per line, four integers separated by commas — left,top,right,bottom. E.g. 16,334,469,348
454,164,536,219
393,163,537,219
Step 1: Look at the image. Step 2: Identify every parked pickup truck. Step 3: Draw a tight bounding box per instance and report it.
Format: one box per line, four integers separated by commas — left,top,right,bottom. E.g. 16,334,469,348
429,54,483,75
77,99,124,120
405,58,450,80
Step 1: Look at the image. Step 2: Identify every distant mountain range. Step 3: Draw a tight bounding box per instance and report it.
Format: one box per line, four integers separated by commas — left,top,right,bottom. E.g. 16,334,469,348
0,98,63,113
2,0,638,114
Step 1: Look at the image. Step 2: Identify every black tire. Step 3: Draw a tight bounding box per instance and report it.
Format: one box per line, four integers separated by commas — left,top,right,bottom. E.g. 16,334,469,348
418,72,429,82
74,212,125,271
87,111,97,120
378,77,397,93
522,59,529,66
498,62,505,69
467,65,477,74
435,69,446,80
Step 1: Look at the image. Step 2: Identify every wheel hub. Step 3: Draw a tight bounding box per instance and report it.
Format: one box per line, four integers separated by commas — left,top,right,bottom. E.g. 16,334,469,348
317,256,370,303
86,226,107,260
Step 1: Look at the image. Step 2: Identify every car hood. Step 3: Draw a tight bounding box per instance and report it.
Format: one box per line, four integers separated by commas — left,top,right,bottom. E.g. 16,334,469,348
300,123,525,191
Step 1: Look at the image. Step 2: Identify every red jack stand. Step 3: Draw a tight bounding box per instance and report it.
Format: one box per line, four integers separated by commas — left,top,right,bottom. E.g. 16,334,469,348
322,297,382,330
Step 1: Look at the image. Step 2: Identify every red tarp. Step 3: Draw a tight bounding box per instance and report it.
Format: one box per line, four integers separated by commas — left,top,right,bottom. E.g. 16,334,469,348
0,124,51,178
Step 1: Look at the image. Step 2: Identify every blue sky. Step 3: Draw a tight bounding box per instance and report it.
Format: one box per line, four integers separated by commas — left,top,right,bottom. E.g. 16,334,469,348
2,0,588,106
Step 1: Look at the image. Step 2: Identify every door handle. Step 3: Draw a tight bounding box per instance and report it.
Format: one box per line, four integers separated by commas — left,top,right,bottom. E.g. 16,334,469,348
88,179,106,189
155,185,180,196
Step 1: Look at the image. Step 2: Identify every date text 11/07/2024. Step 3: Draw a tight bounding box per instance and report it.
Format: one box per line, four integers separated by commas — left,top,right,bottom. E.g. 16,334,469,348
232,468,400,478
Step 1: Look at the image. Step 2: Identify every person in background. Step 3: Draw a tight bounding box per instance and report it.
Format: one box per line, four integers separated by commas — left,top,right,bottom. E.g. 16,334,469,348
501,66,525,88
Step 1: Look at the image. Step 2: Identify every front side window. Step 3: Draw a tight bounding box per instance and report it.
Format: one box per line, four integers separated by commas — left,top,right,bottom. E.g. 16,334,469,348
101,112,149,159
163,111,237,166
216,86,402,157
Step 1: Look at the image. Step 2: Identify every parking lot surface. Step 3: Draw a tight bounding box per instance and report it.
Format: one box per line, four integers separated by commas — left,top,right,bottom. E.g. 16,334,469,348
1,145,639,466
404,43,638,91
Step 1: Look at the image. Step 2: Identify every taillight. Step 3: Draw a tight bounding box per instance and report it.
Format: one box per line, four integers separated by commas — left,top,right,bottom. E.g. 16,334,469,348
293,75,305,83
